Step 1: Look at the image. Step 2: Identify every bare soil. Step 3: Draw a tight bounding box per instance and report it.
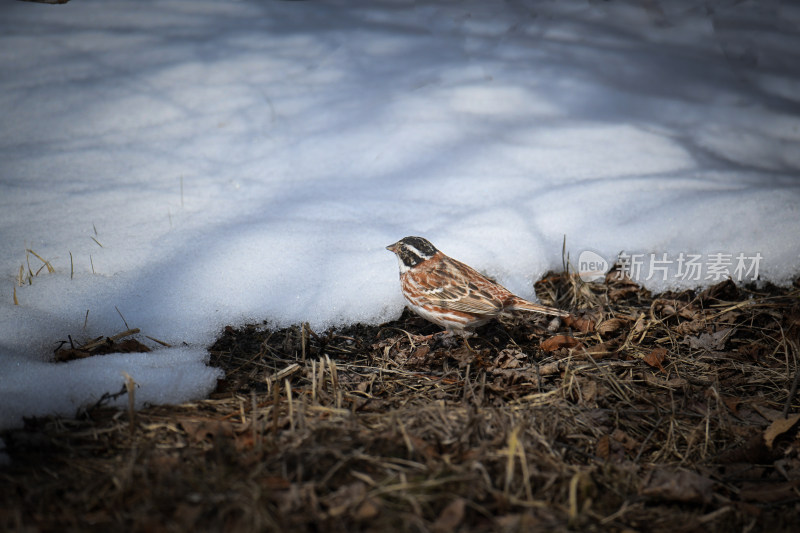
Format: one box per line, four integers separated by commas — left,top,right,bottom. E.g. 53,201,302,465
2,271,799,532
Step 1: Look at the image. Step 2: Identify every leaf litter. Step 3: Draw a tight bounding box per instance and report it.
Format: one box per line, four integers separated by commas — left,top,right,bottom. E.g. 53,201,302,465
1,270,799,532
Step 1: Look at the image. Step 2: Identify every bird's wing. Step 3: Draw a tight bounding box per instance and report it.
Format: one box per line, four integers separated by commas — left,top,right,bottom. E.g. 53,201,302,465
420,257,506,315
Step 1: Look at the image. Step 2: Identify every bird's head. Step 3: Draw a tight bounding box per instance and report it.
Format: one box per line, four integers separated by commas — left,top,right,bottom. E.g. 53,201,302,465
386,236,438,272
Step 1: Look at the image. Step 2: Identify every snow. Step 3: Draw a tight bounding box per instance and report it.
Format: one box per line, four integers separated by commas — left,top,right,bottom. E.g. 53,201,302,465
1,0,799,430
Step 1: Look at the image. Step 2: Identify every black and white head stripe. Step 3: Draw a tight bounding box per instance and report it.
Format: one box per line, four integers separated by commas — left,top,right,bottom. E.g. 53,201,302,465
387,236,438,269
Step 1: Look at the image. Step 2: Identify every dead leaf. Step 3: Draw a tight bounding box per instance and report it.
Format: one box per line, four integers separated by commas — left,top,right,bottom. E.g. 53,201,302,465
698,279,738,302
580,379,598,404
739,480,800,503
174,503,203,528
432,498,466,533
595,318,627,335
684,328,731,351
325,481,367,517
563,314,595,333
608,285,641,302
495,348,525,369
596,435,610,460
537,361,562,376
54,330,150,361
410,344,430,360
653,299,699,320
722,396,740,415
611,429,638,451
675,319,707,336
407,434,439,461
540,335,581,352
179,419,235,443
580,338,621,360
716,433,776,464
262,476,291,490
763,413,800,449
737,342,769,361
447,345,475,366
642,373,687,389
353,498,380,521
643,347,667,372
752,403,786,423
641,469,714,504
631,314,647,334
94,338,151,355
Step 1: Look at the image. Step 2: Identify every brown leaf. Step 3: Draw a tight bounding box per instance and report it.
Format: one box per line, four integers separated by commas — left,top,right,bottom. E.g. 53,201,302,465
674,319,707,336
537,361,563,376
641,469,714,504
353,498,380,521
173,503,203,529
643,347,667,372
407,434,439,461
179,418,235,444
722,396,740,415
262,476,291,490
716,433,776,464
580,379,598,404
563,314,595,333
736,342,769,361
580,337,621,360
642,373,686,389
595,318,627,335
596,435,610,460
432,498,466,533
752,403,785,423
611,429,638,451
739,480,800,503
653,299,699,320
608,285,640,302
540,335,580,352
494,348,525,369
54,333,151,361
93,338,151,355
605,265,639,285
684,328,731,352
326,482,367,517
410,344,430,360
763,413,800,449
698,279,738,302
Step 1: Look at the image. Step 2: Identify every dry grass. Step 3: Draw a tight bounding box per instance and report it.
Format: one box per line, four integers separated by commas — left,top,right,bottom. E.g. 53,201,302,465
2,271,800,532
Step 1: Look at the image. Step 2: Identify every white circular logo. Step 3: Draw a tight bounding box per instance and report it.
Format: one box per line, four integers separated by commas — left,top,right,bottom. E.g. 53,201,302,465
577,250,608,282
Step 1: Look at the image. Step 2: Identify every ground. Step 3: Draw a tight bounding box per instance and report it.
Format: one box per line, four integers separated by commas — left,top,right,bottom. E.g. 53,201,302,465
2,270,799,532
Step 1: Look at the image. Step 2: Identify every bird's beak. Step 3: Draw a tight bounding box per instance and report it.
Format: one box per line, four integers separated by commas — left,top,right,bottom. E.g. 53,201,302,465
386,242,397,252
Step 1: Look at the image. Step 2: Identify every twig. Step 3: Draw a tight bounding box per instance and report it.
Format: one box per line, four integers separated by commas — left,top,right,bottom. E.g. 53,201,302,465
782,340,800,418
81,328,140,352
145,335,172,347
115,306,130,330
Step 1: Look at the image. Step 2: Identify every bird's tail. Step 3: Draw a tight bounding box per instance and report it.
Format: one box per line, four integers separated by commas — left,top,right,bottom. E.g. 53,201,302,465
507,297,569,318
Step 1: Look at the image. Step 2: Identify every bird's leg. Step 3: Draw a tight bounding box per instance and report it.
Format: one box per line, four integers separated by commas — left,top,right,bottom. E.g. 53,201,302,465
435,328,478,351
409,332,437,344
409,331,454,349
461,334,477,352
429,330,461,349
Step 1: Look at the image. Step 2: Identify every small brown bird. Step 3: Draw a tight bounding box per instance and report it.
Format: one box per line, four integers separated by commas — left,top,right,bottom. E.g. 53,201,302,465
386,236,568,333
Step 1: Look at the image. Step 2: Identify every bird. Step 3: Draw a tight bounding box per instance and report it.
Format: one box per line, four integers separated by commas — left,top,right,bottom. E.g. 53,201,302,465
386,236,568,334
